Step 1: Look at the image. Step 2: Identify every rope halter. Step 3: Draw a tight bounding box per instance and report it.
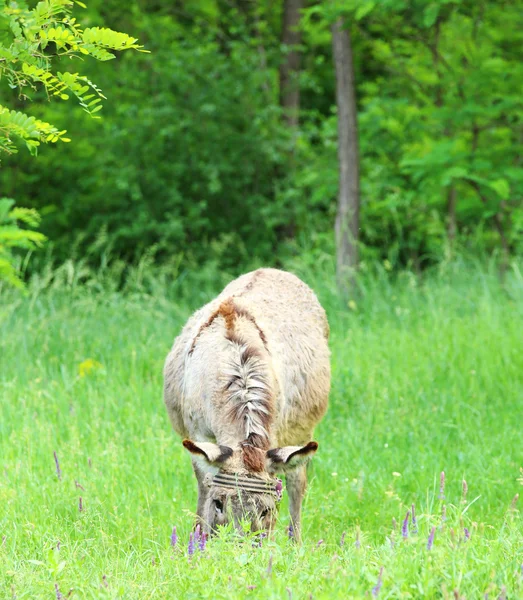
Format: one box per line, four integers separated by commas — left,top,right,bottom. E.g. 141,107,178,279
212,472,283,501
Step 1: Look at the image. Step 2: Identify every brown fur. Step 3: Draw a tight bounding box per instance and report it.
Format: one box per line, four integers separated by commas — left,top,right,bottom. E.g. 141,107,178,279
240,441,265,472
189,298,268,355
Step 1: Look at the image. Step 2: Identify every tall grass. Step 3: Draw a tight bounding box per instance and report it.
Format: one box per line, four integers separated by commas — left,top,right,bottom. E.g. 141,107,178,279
1,258,522,598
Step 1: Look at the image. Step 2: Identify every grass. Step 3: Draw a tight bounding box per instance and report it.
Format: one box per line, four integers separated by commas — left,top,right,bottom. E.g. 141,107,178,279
1,259,523,598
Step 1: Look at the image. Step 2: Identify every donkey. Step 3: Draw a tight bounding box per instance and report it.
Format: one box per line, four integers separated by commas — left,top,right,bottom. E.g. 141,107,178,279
163,268,330,539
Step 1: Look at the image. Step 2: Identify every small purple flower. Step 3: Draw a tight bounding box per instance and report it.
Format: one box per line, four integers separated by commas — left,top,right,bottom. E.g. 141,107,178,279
266,554,273,577
170,526,178,547
198,532,208,552
188,532,195,556
55,583,63,599
439,471,445,499
355,527,361,549
287,524,294,539
316,539,324,548
464,527,470,541
411,504,418,534
247,586,256,590
78,497,83,512
194,524,201,545
427,526,436,550
340,531,346,547
371,567,384,597
56,540,60,551
275,478,283,501
54,452,61,481
402,511,410,539
257,532,267,548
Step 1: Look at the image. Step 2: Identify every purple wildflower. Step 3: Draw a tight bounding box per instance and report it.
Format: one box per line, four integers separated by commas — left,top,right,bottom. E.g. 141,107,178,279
411,504,418,534
316,539,324,548
54,452,61,481
371,567,384,597
170,526,178,547
427,526,436,550
78,497,83,512
55,583,63,599
199,532,208,552
340,531,346,547
439,471,445,499
187,532,195,556
287,524,294,539
401,511,410,539
247,586,256,591
275,479,283,501
266,554,273,577
257,532,267,548
464,527,470,540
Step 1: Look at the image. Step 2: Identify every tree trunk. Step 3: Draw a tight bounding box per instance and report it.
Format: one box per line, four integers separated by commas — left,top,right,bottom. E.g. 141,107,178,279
446,186,457,252
279,0,302,128
331,17,360,296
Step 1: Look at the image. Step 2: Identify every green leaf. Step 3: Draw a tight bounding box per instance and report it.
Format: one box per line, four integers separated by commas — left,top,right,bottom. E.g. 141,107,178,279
488,179,510,200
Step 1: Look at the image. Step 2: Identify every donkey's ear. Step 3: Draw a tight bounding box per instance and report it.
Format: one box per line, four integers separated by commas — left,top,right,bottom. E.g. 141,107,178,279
182,440,233,466
266,441,318,473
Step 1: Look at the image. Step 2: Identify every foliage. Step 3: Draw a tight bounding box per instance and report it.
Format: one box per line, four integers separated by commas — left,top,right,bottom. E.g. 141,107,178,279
0,0,142,155
0,0,521,274
1,262,523,596
0,197,46,287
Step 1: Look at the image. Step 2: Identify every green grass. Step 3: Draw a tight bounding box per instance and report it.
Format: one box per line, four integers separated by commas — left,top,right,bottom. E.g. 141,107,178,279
1,260,523,598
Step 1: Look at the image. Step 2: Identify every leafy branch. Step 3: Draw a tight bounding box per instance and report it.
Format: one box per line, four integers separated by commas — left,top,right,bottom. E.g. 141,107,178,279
0,0,144,155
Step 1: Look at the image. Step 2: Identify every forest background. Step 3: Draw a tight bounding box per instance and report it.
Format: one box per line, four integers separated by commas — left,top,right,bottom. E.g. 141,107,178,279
1,0,521,284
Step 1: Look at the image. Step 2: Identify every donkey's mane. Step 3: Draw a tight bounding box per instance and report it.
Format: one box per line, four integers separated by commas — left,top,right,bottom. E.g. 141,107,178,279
188,298,274,461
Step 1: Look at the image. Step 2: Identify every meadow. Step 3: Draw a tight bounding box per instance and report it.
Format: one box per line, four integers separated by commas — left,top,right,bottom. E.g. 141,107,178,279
1,258,523,599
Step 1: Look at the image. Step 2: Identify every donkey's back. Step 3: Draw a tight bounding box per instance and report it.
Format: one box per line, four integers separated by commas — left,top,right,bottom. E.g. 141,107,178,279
218,269,330,441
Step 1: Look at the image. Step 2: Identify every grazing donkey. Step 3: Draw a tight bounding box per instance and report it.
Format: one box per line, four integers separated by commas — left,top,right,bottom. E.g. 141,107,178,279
163,268,330,538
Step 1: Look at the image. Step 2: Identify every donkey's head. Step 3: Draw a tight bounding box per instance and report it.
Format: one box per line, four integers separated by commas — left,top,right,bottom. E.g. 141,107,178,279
183,439,318,535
